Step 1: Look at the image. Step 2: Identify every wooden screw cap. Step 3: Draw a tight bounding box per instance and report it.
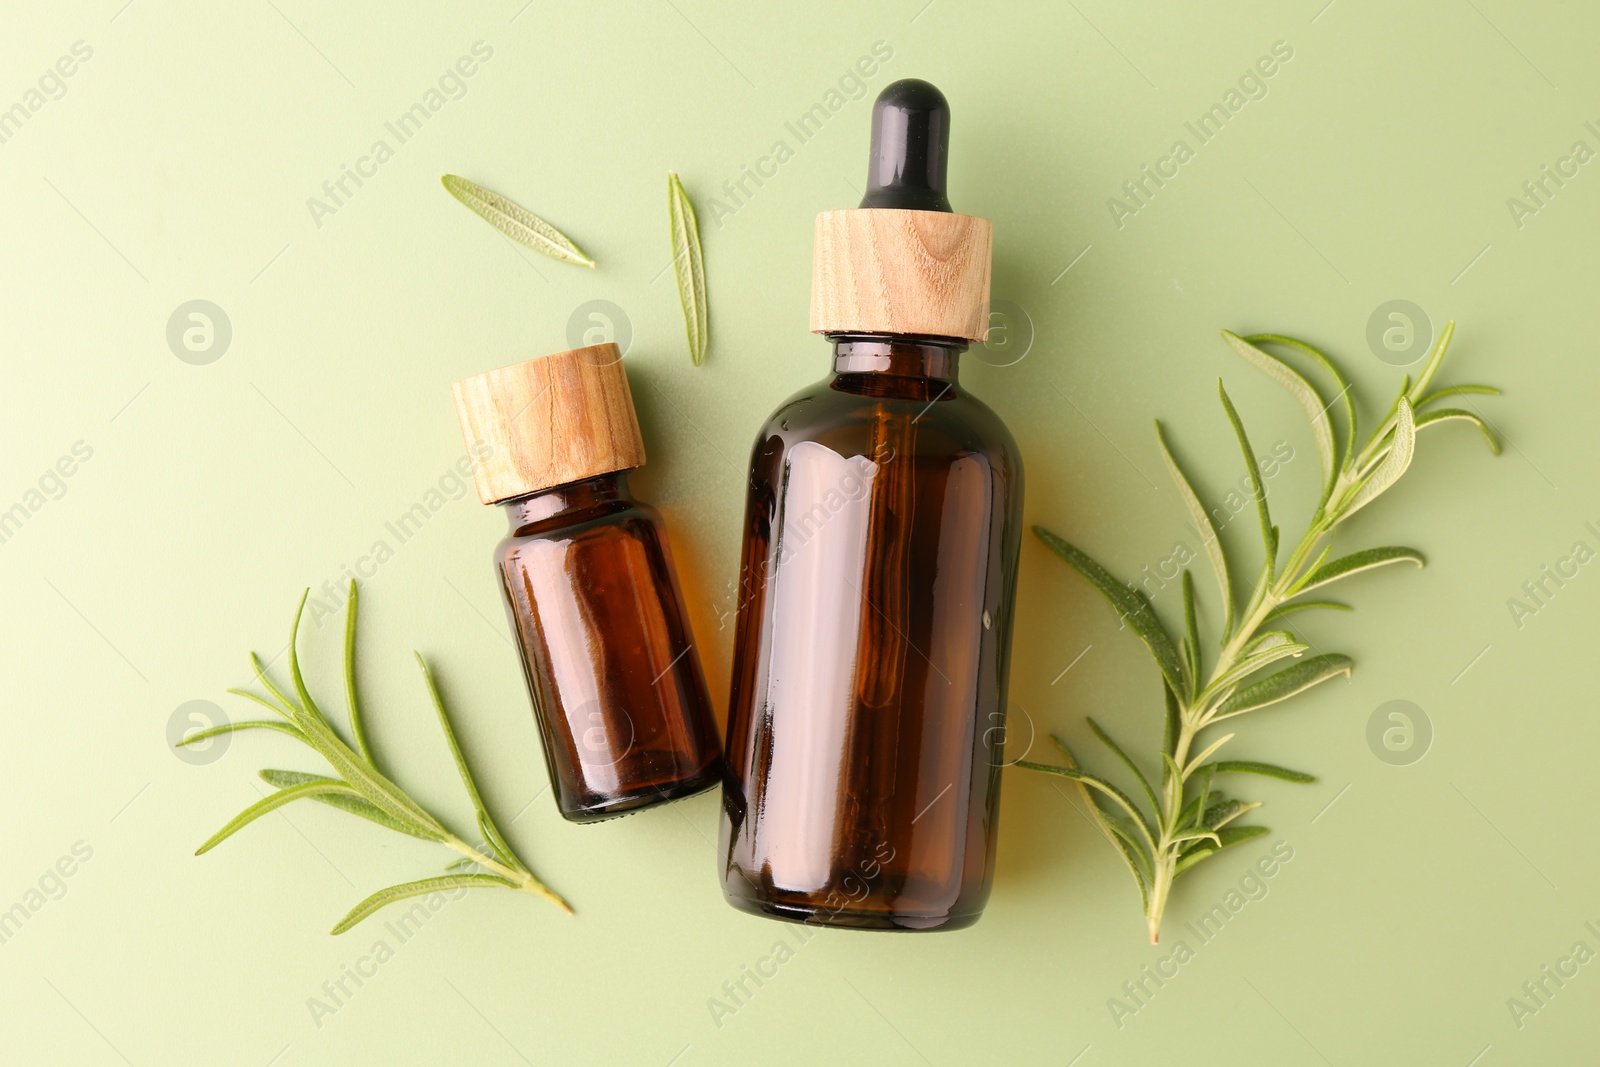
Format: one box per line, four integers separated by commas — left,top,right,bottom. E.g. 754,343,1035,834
451,343,646,505
809,208,992,344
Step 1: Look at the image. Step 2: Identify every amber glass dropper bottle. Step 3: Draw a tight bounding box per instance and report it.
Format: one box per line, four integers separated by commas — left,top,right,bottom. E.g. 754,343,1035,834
719,79,1024,930
453,344,723,822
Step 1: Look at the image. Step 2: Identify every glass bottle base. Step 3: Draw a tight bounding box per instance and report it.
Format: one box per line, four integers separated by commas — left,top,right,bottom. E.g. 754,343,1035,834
720,882,982,932
559,763,721,823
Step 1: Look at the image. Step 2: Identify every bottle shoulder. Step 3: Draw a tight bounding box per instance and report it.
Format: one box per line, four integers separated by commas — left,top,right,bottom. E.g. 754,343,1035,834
752,376,1021,466
497,496,661,550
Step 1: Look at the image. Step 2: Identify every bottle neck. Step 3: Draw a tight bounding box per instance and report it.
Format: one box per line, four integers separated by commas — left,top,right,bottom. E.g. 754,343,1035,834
828,334,965,382
502,471,629,531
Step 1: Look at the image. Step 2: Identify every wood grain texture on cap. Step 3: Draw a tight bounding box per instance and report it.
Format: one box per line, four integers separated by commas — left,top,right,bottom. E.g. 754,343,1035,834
810,208,992,344
451,343,646,504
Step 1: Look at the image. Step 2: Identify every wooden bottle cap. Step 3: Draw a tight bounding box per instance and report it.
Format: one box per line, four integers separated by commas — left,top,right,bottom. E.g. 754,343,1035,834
809,208,992,344
451,343,647,505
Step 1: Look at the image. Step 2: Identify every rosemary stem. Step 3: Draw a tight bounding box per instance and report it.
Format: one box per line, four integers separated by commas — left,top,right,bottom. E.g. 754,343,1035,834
1150,512,1334,942
441,835,573,914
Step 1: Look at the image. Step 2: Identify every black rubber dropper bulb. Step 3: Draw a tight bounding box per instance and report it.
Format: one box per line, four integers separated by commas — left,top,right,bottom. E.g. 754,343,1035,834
859,78,952,213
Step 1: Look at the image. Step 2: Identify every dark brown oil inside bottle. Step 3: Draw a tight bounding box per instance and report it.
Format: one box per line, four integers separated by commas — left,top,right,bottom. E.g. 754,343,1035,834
497,472,722,821
719,336,1024,929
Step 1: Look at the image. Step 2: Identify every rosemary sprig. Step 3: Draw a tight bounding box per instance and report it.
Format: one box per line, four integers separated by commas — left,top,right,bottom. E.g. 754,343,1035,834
667,171,708,366
441,174,596,268
182,582,572,934
1020,323,1499,943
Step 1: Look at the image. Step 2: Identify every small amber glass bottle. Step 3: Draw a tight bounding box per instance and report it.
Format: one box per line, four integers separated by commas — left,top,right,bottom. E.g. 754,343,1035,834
453,343,722,822
719,80,1024,930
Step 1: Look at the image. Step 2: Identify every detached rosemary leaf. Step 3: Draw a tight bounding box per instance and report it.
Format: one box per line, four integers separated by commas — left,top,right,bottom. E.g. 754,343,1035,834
667,171,709,366
331,874,520,936
440,174,596,268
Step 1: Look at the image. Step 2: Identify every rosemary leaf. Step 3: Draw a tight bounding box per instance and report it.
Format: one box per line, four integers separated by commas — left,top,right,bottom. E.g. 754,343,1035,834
1163,683,1183,760
1339,397,1416,518
1182,733,1237,778
196,782,360,855
1174,825,1270,876
1243,333,1358,468
440,174,596,268
415,654,529,876
286,589,332,730
1156,420,1234,636
667,171,709,366
178,719,308,746
1217,382,1274,570
330,875,521,936
1213,654,1353,719
343,579,373,765
1406,319,1456,403
1221,330,1336,499
1039,740,1152,907
249,652,301,718
1180,573,1200,691
1015,758,1157,846
1087,718,1161,822
1415,408,1501,454
1203,798,1261,830
259,770,439,839
1032,527,1185,697
1206,760,1316,783
1260,599,1351,625
1414,384,1501,406
1297,546,1424,596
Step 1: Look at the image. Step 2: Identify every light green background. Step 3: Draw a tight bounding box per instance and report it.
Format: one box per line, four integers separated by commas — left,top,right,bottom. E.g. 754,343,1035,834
1,0,1593,1063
